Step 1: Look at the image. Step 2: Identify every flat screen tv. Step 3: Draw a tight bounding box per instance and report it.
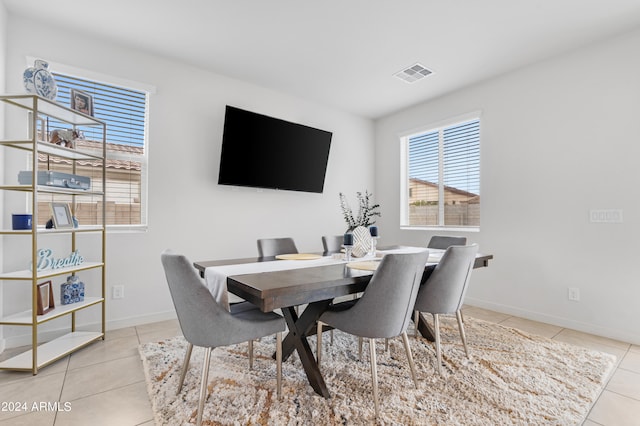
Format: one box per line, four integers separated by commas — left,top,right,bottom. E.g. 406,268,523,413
218,106,332,193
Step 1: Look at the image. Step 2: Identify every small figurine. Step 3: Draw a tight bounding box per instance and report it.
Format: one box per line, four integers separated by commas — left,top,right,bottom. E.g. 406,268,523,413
50,129,83,148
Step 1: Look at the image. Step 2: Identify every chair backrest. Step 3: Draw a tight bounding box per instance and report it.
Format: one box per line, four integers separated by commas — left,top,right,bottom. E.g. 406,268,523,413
427,235,467,250
414,244,478,315
339,251,429,338
322,235,343,256
160,250,237,348
257,237,298,257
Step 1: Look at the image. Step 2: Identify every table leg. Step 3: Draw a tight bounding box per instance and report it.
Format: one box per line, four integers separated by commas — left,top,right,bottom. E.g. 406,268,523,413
416,312,436,342
279,300,332,398
415,266,436,341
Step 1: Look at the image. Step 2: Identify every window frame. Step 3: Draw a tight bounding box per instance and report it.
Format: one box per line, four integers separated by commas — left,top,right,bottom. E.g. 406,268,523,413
399,111,481,232
31,58,155,231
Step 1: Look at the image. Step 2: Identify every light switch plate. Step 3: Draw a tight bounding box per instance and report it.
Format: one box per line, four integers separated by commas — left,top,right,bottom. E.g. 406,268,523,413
589,209,623,223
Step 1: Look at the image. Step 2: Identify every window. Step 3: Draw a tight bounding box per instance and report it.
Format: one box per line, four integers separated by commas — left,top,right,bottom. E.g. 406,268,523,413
401,115,480,229
36,71,150,228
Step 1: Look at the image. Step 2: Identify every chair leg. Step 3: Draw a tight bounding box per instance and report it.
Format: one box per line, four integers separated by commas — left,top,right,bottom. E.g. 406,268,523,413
276,331,282,399
384,338,389,351
316,321,323,367
177,342,193,394
401,332,418,388
433,313,442,375
414,310,419,337
456,310,470,359
196,347,212,426
369,338,380,419
358,336,363,361
331,329,334,345
248,340,254,369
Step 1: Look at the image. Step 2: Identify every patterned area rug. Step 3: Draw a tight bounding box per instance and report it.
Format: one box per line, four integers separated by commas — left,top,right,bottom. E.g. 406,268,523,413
139,316,616,425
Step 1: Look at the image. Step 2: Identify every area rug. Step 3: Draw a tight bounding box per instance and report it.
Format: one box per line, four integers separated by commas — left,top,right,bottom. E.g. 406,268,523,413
139,316,616,425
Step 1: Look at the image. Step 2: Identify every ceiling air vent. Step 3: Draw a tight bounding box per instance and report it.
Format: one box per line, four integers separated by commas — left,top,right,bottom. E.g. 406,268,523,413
394,63,432,83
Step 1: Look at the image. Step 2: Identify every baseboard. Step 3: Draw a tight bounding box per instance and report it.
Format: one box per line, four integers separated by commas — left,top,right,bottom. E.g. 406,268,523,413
105,309,178,331
465,297,640,346
0,310,178,350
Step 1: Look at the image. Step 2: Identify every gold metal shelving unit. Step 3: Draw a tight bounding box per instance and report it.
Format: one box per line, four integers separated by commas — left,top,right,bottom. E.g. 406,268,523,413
0,94,106,374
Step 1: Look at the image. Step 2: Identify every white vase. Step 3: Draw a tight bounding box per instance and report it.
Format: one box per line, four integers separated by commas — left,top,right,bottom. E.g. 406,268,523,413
23,59,58,100
351,226,372,258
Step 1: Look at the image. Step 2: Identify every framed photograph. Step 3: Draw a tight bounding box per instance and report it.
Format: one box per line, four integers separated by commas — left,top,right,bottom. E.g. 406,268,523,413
37,281,55,315
50,202,73,229
70,89,94,116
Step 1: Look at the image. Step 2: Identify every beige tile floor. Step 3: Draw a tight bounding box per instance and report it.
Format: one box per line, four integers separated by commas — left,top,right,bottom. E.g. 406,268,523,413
0,306,638,425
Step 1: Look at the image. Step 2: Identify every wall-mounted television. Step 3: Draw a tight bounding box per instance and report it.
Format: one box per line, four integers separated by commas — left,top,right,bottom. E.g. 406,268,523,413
218,106,333,193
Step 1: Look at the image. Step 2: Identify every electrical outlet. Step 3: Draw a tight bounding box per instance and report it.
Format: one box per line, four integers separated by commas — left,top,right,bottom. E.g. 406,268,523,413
112,285,125,299
568,287,580,302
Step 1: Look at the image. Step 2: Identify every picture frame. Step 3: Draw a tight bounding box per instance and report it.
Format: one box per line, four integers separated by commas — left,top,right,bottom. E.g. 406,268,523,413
50,202,74,229
37,281,55,315
70,89,94,116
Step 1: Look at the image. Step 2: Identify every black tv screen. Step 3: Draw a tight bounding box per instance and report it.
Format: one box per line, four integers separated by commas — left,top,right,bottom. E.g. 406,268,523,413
218,106,332,193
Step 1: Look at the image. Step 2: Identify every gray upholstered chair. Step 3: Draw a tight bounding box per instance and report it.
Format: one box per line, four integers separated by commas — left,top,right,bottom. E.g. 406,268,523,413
257,237,300,313
321,235,343,256
413,244,478,375
257,237,298,257
316,251,429,419
427,235,467,250
426,236,469,324
161,250,286,426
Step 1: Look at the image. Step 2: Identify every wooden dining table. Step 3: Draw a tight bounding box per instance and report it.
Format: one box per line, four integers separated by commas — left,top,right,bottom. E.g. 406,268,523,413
194,248,493,398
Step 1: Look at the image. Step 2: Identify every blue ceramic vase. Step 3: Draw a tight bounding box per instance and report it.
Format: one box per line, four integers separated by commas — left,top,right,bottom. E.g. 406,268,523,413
23,59,57,100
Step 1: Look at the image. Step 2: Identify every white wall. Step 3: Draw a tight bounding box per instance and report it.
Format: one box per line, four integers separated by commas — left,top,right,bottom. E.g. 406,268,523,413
375,28,640,344
1,15,374,345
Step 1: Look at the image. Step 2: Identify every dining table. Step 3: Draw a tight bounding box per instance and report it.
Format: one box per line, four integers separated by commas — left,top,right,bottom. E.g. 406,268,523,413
194,246,493,398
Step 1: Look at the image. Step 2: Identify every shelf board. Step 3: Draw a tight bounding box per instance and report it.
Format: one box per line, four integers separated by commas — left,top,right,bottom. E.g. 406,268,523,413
0,184,33,192
0,140,104,160
41,225,104,234
0,331,104,371
0,229,32,235
37,141,104,160
37,185,103,196
0,297,104,325
0,184,103,196
0,261,104,280
0,94,105,126
0,225,104,235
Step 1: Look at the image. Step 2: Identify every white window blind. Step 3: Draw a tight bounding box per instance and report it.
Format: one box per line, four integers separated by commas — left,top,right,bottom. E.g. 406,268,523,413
403,117,480,228
37,73,148,227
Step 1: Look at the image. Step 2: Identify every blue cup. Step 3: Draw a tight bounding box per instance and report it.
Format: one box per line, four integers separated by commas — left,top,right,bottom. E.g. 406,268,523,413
12,214,33,230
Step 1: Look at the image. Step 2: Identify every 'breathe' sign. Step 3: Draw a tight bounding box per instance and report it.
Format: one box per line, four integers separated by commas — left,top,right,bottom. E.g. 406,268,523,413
34,249,84,271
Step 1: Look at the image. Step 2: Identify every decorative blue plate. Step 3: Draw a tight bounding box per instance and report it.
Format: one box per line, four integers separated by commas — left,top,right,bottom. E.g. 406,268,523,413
23,59,57,100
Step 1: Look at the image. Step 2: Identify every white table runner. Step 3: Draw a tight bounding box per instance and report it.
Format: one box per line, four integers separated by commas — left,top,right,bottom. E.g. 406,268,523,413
377,246,441,263
204,247,431,310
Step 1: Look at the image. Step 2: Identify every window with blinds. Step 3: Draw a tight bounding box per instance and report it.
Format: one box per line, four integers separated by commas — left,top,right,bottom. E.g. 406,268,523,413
402,117,480,228
38,73,148,227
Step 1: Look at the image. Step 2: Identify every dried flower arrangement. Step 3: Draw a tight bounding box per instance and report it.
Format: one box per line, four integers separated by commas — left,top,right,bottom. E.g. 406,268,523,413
339,190,381,230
